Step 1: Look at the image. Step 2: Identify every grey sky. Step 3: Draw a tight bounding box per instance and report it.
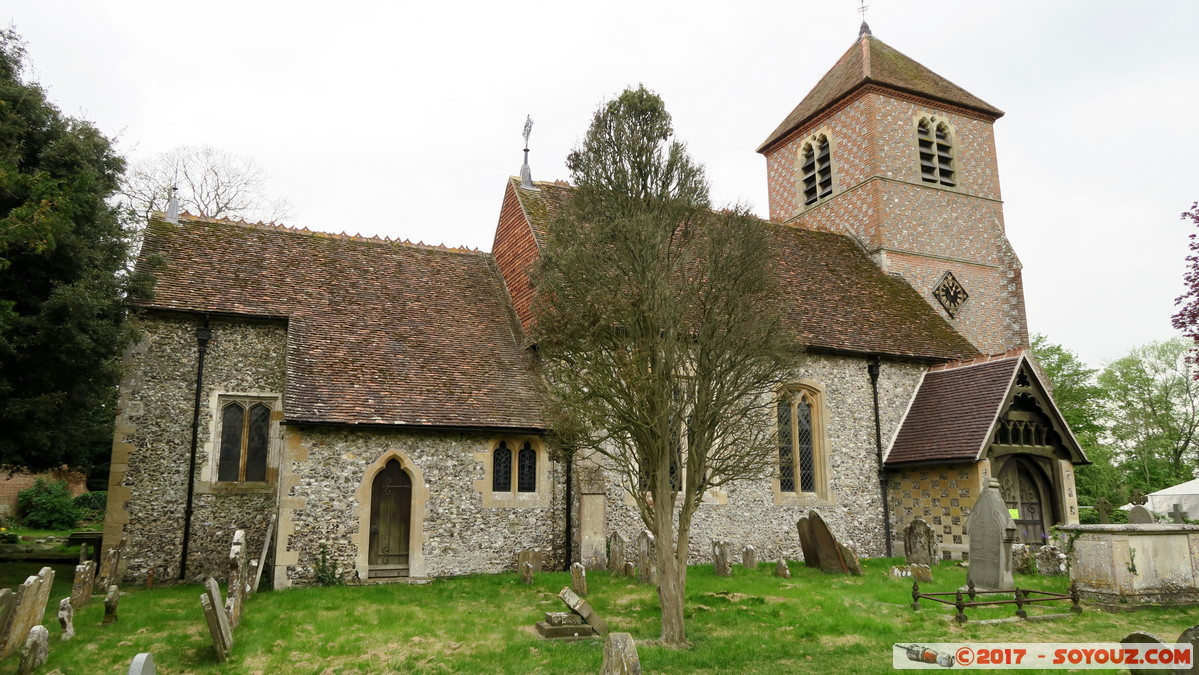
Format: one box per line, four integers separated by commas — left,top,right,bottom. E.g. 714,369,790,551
7,1,1198,368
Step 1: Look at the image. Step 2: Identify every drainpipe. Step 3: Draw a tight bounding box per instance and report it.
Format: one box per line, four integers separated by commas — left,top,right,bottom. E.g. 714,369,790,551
180,317,212,580
868,355,893,558
563,451,574,571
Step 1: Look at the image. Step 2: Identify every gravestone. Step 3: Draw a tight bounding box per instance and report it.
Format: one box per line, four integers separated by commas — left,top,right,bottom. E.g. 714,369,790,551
570,562,588,596
558,587,607,635
0,566,55,658
607,533,627,575
838,541,864,576
712,541,732,577
623,562,636,578
903,518,938,566
534,610,595,639
742,545,757,570
600,632,642,675
965,478,1016,591
1120,631,1170,675
129,652,156,675
516,549,543,574
1094,497,1113,524
806,511,861,575
103,585,120,625
253,514,276,593
1175,625,1199,675
796,517,818,568
1035,545,1066,575
1170,504,1189,524
57,598,74,640
200,577,232,662
636,530,656,585
520,562,534,585
97,532,129,591
1128,505,1157,524
774,560,791,578
0,589,13,651
226,530,248,629
18,625,48,675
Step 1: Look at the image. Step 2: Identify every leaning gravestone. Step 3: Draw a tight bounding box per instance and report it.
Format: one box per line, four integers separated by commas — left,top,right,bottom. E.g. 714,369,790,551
97,532,129,591
128,652,156,675
1127,505,1157,524
570,562,588,596
1120,631,1170,675
72,561,96,608
252,514,276,594
742,545,757,570
636,531,656,585
903,518,938,566
774,560,791,578
966,478,1016,591
712,541,732,577
103,585,120,625
534,610,595,640
607,533,627,575
797,516,818,568
807,511,862,575
57,598,74,640
200,577,233,662
226,530,248,629
18,625,48,675
0,566,55,658
600,632,641,675
558,587,607,636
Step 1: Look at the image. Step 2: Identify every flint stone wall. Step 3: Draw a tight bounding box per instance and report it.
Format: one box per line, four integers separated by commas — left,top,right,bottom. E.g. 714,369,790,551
598,353,924,562
104,315,285,582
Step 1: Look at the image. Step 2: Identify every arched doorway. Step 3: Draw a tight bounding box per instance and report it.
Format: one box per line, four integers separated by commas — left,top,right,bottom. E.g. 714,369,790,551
369,458,411,578
997,458,1055,545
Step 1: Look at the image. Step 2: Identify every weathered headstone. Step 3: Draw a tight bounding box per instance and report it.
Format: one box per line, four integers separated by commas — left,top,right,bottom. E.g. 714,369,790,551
712,541,732,577
966,478,1016,591
558,586,608,635
520,562,534,585
636,530,656,585
600,632,641,675
1035,545,1066,575
97,532,129,591
57,598,74,640
0,589,15,654
742,545,757,570
1120,631,1170,675
253,514,276,594
103,585,120,625
796,516,818,568
774,559,791,578
0,566,55,658
129,652,156,675
1094,497,1113,524
200,577,232,662
516,549,543,574
18,625,48,675
903,518,938,566
623,561,636,578
1174,625,1199,675
570,562,588,596
226,530,248,629
806,511,861,575
1128,505,1157,524
71,561,96,608
534,610,594,639
1170,503,1190,524
607,533,627,575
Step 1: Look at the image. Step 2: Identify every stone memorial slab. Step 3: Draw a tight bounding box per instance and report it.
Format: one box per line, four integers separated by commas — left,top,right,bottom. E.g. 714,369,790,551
0,589,15,651
601,632,641,675
807,511,860,575
1128,505,1157,525
57,598,74,640
516,549,543,574
774,560,791,578
535,609,595,640
1035,545,1066,575
837,541,863,576
545,611,584,627
200,577,232,662
712,541,731,577
558,586,608,635
98,532,129,592
226,530,248,629
903,518,938,566
966,478,1016,591
103,585,120,625
742,545,757,570
607,533,627,575
1,566,55,658
797,517,818,568
18,625,48,675
570,562,588,596
1121,631,1170,675
636,530,656,585
520,562,534,585
71,561,96,608
129,652,156,675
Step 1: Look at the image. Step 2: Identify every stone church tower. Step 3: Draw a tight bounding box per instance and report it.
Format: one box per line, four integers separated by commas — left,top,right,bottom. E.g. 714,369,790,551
757,25,1028,355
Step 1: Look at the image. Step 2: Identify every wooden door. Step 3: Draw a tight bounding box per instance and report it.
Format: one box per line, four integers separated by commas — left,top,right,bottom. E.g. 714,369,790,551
999,459,1053,546
368,459,411,577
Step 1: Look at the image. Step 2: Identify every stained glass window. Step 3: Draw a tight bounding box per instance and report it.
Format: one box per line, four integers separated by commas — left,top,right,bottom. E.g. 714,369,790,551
517,442,537,493
778,401,795,492
493,442,512,492
218,403,244,482
218,400,273,483
778,389,822,496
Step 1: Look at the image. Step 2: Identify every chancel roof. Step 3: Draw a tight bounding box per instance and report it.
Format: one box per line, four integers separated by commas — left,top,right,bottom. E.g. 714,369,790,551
758,32,1004,153
139,215,545,430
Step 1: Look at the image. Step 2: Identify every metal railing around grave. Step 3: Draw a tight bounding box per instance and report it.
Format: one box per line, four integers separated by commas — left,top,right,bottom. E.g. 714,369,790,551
911,580,1082,623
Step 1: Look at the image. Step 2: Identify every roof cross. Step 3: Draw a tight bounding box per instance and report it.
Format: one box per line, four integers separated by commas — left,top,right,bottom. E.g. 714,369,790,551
858,0,869,23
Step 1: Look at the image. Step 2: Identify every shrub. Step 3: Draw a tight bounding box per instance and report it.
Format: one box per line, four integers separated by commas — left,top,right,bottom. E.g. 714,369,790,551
314,544,346,587
17,479,80,530
74,491,108,521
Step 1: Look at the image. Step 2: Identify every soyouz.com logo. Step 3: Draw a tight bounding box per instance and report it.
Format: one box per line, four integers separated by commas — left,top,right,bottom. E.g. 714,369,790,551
893,643,1193,669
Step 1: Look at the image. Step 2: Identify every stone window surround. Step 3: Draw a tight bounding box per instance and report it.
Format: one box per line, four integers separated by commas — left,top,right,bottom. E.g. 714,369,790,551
474,435,550,508
197,392,282,495
774,380,833,505
911,113,961,192
795,127,837,213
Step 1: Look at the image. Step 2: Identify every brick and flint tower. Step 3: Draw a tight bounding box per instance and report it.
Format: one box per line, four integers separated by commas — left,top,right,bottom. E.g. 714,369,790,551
758,24,1028,355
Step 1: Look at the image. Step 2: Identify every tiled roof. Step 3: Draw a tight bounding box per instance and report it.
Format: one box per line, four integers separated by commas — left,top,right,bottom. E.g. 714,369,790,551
139,215,545,430
884,354,1021,467
758,33,1004,153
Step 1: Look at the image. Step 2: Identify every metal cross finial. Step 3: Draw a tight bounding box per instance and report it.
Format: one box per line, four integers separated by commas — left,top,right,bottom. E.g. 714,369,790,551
522,115,533,151
858,0,869,23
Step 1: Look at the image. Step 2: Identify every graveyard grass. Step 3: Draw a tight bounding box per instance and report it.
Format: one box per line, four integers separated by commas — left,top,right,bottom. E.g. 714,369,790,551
5,559,1199,674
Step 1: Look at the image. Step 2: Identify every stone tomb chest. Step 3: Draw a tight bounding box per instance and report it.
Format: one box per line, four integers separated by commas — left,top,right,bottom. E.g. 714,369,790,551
1058,523,1199,605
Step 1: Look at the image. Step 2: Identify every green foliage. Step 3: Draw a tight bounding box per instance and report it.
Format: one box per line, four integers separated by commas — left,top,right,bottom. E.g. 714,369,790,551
16,478,79,530
0,29,146,473
313,544,345,587
73,490,107,520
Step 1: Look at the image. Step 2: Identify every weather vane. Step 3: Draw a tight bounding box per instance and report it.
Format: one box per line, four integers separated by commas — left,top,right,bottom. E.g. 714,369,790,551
520,115,537,190
523,115,533,152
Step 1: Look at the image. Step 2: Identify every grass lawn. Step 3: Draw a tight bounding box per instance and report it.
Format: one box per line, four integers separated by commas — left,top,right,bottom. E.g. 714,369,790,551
1,558,1196,673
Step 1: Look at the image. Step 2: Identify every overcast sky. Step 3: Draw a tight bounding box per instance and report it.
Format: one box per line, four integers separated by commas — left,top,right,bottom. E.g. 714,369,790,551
7,1,1198,368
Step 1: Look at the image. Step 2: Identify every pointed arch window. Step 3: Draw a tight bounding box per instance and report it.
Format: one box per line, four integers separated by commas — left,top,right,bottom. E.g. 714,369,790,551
516,442,537,493
492,442,512,492
489,437,542,496
917,117,955,187
217,401,272,482
800,133,833,206
777,387,825,496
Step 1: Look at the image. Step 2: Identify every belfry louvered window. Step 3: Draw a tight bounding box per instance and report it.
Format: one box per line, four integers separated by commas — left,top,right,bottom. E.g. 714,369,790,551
778,388,820,493
801,134,833,206
218,401,271,482
917,118,955,186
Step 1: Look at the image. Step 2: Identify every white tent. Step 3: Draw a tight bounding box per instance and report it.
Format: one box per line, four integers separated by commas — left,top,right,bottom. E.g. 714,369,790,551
1124,478,1199,517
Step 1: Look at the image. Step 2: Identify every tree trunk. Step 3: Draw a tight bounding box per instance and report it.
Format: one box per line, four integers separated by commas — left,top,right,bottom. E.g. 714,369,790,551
653,490,686,644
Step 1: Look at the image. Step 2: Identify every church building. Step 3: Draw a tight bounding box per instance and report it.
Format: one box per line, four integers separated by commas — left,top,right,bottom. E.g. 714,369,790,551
102,25,1086,587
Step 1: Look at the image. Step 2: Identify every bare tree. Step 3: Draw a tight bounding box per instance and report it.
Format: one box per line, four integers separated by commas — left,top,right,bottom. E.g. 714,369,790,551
532,86,794,644
121,145,294,223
